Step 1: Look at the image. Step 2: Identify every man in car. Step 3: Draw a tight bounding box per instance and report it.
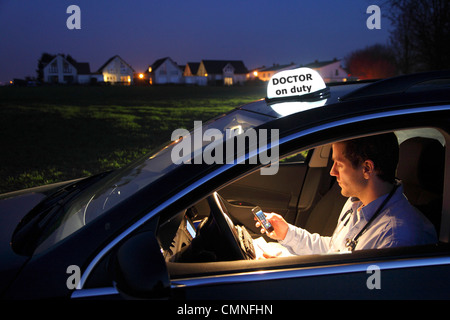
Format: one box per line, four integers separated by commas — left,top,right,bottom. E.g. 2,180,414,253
257,133,438,256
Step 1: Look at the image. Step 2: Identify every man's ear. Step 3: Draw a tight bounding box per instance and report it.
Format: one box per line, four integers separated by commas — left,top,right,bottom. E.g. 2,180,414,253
362,160,375,179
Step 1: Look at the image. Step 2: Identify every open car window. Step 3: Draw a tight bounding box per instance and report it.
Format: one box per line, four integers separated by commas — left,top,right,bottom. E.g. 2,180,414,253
158,127,447,278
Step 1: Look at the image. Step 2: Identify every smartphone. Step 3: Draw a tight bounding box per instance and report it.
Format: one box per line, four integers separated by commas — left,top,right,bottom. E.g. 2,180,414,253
252,206,274,233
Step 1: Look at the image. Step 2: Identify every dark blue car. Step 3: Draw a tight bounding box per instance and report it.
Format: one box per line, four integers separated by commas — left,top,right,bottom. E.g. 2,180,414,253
1,69,450,300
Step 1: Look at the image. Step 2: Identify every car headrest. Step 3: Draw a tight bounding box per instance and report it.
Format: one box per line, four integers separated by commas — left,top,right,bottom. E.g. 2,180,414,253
397,137,445,194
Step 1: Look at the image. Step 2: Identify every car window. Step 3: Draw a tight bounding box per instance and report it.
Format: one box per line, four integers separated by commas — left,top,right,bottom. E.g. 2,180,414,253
161,127,446,272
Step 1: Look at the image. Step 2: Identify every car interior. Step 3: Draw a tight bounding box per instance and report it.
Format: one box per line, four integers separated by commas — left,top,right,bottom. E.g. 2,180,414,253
157,127,447,277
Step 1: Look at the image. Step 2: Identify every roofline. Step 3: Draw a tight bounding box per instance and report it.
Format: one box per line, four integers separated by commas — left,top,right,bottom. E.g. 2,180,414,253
97,55,135,73
42,54,91,73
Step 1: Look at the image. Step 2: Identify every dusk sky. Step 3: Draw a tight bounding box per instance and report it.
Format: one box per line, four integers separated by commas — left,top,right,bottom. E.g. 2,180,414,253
0,0,391,84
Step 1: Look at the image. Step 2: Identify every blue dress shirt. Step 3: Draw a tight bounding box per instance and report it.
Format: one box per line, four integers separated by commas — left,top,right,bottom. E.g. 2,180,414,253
279,183,438,255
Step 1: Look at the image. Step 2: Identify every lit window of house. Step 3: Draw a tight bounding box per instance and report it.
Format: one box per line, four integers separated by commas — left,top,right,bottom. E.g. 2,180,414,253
224,77,233,86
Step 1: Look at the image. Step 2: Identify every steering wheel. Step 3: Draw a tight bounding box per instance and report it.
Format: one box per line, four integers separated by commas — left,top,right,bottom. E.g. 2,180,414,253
206,192,246,260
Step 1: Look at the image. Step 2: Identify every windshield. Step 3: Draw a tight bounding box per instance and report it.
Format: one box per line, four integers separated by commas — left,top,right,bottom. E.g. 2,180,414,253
34,104,275,254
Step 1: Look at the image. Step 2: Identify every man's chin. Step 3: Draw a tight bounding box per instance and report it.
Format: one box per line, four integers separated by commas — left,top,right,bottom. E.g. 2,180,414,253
339,187,350,198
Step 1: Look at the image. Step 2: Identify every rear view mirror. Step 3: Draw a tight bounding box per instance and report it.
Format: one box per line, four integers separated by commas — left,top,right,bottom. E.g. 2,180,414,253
114,231,170,299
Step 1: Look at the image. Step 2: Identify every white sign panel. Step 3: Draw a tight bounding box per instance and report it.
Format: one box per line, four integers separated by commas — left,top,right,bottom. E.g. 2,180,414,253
267,67,327,116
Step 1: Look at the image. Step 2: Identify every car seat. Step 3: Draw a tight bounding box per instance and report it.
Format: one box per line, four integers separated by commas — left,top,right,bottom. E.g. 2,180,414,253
397,137,445,234
302,180,347,236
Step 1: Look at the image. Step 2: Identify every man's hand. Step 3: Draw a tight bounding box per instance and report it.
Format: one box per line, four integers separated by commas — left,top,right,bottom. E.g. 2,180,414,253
255,212,289,241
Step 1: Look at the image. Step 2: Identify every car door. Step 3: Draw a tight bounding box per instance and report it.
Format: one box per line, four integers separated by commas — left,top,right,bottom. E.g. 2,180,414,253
167,105,450,300
72,100,450,301
168,246,450,300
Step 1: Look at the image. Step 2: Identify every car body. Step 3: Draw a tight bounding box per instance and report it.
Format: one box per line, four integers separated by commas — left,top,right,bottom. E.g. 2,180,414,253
1,69,450,300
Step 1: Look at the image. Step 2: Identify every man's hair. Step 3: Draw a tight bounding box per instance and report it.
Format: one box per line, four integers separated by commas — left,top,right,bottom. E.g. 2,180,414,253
341,132,399,183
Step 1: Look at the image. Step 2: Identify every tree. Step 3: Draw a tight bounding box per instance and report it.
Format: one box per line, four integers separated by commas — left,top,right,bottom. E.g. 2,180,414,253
345,44,398,80
36,53,56,83
386,0,450,73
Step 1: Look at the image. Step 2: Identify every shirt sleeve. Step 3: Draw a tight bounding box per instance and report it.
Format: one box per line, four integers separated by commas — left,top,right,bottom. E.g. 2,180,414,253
279,224,332,255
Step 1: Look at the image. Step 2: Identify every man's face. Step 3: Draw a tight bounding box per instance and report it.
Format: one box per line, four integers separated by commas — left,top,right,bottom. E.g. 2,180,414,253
330,143,367,198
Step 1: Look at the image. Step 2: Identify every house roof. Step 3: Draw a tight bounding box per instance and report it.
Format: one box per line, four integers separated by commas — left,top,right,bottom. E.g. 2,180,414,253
260,63,297,72
201,60,249,74
74,62,91,74
303,59,340,69
151,57,169,70
43,54,91,74
186,62,200,74
97,55,135,73
150,57,181,71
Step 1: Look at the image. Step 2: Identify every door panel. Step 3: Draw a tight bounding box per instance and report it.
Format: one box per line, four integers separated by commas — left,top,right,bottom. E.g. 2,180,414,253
173,256,450,299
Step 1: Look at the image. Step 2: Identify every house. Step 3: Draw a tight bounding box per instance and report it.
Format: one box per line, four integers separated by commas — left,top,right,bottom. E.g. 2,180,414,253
303,59,348,83
183,62,200,76
197,60,249,86
252,63,297,82
42,54,93,84
148,57,183,85
76,62,94,84
97,55,135,85
247,66,266,81
183,62,206,85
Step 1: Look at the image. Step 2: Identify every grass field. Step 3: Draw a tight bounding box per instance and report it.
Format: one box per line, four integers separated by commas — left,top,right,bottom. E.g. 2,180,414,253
0,84,266,194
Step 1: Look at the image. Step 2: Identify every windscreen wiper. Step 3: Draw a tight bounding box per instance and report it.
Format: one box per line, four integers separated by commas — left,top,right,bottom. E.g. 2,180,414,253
11,170,113,256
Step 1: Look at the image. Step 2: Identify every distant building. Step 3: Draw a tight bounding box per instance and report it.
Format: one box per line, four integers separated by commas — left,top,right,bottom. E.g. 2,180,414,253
250,60,349,83
246,66,265,81
197,60,249,86
183,62,206,86
148,57,183,85
183,62,200,77
303,59,348,83
97,55,135,85
147,58,249,86
253,63,297,82
42,54,93,84
76,62,94,84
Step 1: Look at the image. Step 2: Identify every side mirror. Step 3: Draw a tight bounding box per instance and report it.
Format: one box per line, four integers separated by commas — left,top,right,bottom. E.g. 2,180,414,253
114,231,170,299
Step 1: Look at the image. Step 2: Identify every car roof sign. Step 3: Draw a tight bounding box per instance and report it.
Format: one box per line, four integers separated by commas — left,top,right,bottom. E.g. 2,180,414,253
265,67,329,116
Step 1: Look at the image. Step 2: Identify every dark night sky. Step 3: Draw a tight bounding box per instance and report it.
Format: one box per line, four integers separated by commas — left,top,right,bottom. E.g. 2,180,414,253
0,0,390,84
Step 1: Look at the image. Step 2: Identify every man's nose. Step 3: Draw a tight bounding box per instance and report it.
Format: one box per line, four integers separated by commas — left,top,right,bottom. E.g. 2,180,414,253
330,163,337,177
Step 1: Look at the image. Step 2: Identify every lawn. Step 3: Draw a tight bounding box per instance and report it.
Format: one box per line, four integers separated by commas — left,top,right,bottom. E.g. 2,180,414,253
0,84,266,194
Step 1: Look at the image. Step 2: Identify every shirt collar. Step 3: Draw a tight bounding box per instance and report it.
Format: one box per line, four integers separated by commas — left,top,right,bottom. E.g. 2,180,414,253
350,182,403,223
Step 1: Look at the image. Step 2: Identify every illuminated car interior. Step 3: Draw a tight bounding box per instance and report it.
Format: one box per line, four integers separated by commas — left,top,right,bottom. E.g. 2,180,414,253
159,127,447,277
